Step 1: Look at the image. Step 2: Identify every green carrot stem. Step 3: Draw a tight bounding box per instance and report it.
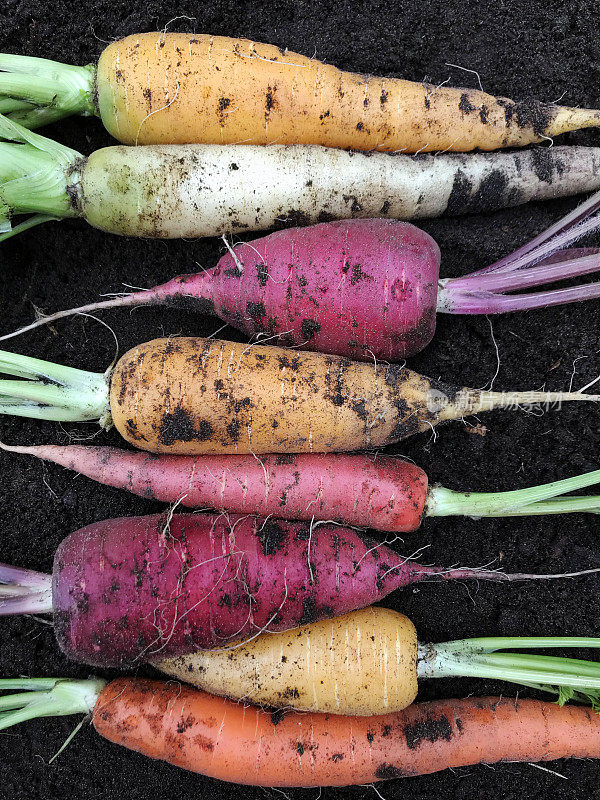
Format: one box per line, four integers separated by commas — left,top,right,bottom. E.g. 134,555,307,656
0,678,62,691
466,496,600,516
0,53,95,128
479,653,600,678
0,348,97,383
0,678,105,730
435,636,600,653
0,349,110,424
426,469,600,518
418,637,600,705
517,681,600,709
0,214,61,243
0,690,52,711
0,113,81,232
0,98,34,115
0,380,94,407
0,74,69,105
0,402,104,422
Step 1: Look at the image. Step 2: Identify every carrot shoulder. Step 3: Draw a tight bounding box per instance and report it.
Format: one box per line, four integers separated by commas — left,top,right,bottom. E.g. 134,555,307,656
95,33,600,151
94,680,600,787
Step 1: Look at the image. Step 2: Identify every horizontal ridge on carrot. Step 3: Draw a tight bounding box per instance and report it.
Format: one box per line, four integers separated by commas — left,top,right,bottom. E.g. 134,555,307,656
3,113,600,243
2,511,593,667
6,194,600,359
4,444,600,532
2,679,600,786
2,33,600,152
161,606,600,715
0,337,597,454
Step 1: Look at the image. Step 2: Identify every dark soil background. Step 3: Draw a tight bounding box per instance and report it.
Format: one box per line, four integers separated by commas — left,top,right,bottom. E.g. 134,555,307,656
0,1,599,798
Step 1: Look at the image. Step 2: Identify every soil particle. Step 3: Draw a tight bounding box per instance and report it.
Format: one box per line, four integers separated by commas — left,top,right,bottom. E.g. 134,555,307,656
375,763,408,779
299,596,318,624
159,406,213,446
275,454,296,465
514,97,554,136
256,520,287,555
256,262,269,287
403,714,453,749
300,318,321,340
529,146,557,183
446,168,517,215
458,92,476,114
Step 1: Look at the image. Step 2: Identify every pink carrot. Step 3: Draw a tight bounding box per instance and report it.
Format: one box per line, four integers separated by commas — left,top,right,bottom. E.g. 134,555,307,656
3,442,600,533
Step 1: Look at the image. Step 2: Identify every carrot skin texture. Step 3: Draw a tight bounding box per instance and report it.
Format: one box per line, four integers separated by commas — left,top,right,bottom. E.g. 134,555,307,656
95,33,600,152
51,512,435,667
109,337,446,455
155,219,441,360
93,681,600,787
162,606,421,714
25,446,428,532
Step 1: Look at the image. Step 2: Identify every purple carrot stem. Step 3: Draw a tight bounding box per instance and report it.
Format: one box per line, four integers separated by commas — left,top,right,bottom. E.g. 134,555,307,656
537,247,600,265
0,592,53,615
439,281,600,315
0,562,53,615
0,562,51,589
451,213,600,288
455,187,600,281
441,253,600,294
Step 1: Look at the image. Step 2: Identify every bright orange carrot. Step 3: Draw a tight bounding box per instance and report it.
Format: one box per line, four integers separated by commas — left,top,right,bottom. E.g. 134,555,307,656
94,683,600,785
2,678,600,786
2,33,600,151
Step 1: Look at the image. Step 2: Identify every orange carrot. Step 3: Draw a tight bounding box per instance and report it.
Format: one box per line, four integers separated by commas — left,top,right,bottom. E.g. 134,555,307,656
2,33,600,151
2,678,600,786
96,683,600,785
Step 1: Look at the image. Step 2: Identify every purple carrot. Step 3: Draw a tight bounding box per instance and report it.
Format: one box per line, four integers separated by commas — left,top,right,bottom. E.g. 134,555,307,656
1,512,598,668
2,200,600,359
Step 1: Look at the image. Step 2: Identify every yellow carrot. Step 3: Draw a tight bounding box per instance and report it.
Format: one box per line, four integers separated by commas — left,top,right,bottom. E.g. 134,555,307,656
160,606,600,716
2,33,599,151
0,337,598,455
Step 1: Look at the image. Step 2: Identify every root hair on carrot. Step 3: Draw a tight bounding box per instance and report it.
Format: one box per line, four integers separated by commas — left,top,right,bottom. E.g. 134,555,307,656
134,82,180,146
221,234,244,274
159,15,197,39
444,62,484,92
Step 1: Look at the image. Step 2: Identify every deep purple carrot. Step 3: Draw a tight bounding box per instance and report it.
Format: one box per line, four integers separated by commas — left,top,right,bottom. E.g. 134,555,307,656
3,193,600,359
1,512,597,668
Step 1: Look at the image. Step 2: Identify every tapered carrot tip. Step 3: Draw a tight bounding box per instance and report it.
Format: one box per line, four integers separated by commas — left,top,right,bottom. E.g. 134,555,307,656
549,106,600,138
